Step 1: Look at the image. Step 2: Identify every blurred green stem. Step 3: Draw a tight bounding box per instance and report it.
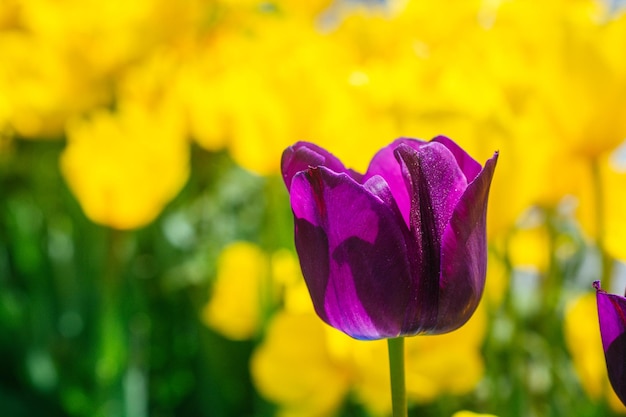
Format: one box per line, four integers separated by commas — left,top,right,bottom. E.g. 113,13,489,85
258,175,292,336
258,177,281,335
387,337,407,417
97,228,128,416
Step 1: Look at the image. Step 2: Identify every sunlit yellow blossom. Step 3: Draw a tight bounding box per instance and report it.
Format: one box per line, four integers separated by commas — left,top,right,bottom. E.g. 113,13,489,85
400,0,626,238
202,241,267,340
508,221,551,273
117,48,183,109
564,292,626,413
325,1,531,236
0,0,203,138
180,12,365,175
272,249,313,314
251,311,351,417
251,302,488,416
485,248,508,308
530,12,626,159
177,29,295,173
481,1,626,230
60,101,188,229
0,32,108,138
573,154,626,262
338,307,487,415
347,339,390,416
273,0,333,20
404,304,486,404
538,8,626,261
19,0,197,77
0,0,20,30
599,165,626,262
505,116,591,208
184,0,426,175
203,244,307,339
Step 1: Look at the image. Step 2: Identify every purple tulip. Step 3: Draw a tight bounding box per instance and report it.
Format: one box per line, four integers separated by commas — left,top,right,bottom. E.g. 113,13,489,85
281,136,498,340
594,280,626,406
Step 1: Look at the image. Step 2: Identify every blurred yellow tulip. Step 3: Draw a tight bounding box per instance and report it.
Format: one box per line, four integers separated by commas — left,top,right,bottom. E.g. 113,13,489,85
202,242,268,340
60,101,188,229
508,222,551,274
573,154,626,262
251,301,488,416
251,311,351,417
203,243,309,339
0,32,108,138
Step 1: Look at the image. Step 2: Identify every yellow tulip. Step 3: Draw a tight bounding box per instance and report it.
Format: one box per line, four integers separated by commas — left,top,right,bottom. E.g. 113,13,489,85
250,311,351,417
0,32,108,138
60,101,188,229
202,242,268,340
251,302,488,416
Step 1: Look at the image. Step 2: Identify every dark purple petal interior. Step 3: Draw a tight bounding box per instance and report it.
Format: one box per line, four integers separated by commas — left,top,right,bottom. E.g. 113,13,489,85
606,331,626,407
394,144,453,333
400,142,468,239
597,287,626,406
290,166,412,339
428,151,498,334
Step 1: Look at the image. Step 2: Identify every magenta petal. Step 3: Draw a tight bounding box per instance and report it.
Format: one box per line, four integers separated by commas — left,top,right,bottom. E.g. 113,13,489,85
393,145,441,332
281,141,362,190
392,143,476,334
363,138,428,227
290,167,413,340
432,135,482,183
433,152,498,334
362,175,404,222
596,282,626,406
395,142,468,238
280,136,498,340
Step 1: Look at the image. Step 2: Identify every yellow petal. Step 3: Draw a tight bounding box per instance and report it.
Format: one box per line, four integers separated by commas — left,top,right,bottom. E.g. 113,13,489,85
60,101,188,229
202,242,268,340
250,311,350,417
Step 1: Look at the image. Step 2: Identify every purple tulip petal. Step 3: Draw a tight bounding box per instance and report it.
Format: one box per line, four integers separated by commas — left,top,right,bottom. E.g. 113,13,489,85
363,138,428,227
281,141,362,190
392,145,440,332
281,136,497,340
432,135,482,183
595,281,626,406
432,152,498,333
290,166,413,339
362,174,404,223
393,143,471,333
397,142,469,238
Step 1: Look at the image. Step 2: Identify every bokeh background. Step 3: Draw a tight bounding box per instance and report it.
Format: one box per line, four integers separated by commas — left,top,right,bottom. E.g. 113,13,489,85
3,0,626,416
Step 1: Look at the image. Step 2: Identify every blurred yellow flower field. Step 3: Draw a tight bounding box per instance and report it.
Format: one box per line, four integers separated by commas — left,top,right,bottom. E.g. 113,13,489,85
2,0,626,416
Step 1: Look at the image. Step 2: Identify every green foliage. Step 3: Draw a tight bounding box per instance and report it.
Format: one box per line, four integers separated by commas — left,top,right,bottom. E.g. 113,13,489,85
0,141,275,416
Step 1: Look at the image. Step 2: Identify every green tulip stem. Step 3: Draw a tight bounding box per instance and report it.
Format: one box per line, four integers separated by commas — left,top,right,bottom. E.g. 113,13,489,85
387,337,408,417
